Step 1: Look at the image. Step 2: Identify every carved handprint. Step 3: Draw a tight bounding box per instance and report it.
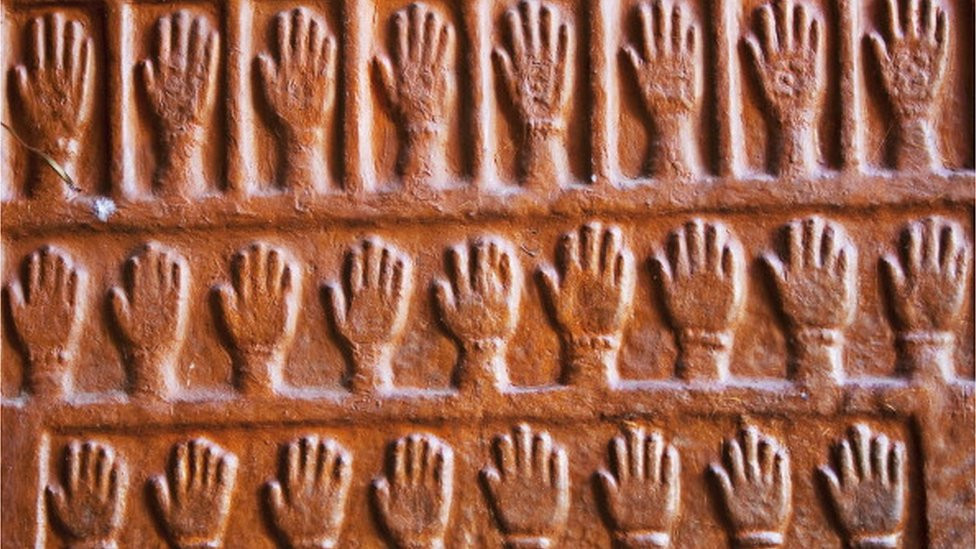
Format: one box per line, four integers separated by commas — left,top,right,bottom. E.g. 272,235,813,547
744,0,824,176
819,424,906,549
709,426,792,547
622,0,701,178
882,217,970,380
47,440,128,548
596,425,680,548
374,2,455,189
267,436,352,549
868,0,949,170
493,0,574,189
539,222,635,387
257,8,337,193
10,13,94,200
139,10,220,197
481,424,570,547
215,242,301,396
150,438,238,549
326,237,413,393
434,237,522,391
653,219,745,382
109,242,189,399
6,245,87,398
764,217,857,385
373,434,454,549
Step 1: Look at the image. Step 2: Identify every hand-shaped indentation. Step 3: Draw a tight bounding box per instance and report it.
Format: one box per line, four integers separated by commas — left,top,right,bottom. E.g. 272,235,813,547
882,217,971,334
765,216,857,331
47,440,128,547
267,436,352,549
481,424,570,545
744,0,824,123
493,0,574,131
216,242,301,380
10,13,94,199
622,0,700,120
109,242,189,397
709,426,792,547
373,434,454,548
435,237,522,351
6,245,87,397
819,424,906,548
258,8,337,142
150,438,238,549
539,222,635,341
138,10,219,195
868,0,949,122
596,425,680,546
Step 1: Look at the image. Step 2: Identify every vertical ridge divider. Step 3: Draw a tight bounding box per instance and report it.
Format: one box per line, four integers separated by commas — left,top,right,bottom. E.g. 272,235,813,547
837,0,863,173
588,0,613,188
342,0,370,193
110,1,132,199
225,0,251,196
712,0,740,177
465,0,491,188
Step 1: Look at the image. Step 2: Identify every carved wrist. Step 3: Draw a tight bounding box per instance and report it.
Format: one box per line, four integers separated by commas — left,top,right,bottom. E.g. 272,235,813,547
28,349,69,397
504,535,552,549
283,126,326,149
173,539,222,549
789,328,844,384
348,342,394,392
69,540,118,549
896,330,955,381
614,530,671,548
399,539,444,549
849,533,900,549
676,329,732,382
525,118,565,139
563,333,622,387
289,537,339,549
734,531,783,548
234,344,283,395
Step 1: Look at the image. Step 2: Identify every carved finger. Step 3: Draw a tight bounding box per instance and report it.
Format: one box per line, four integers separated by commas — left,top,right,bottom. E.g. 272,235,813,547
743,428,761,482
794,3,810,52
890,442,906,493
372,476,391,518
447,245,471,298
66,20,83,83
267,479,286,515
494,433,517,478
173,11,192,73
725,437,746,484
758,4,779,55
309,17,326,74
6,282,27,334
492,48,518,102
837,439,857,487
30,17,45,70
611,434,629,481
324,283,348,335
215,284,241,335
533,431,553,481
803,216,824,268
45,484,70,523
435,23,454,69
851,424,873,480
883,0,903,39
522,0,541,55
555,22,573,105
551,444,569,491
580,223,601,273
541,3,558,61
777,0,794,51
292,8,311,67
668,227,690,278
189,16,210,78
109,287,133,337
66,440,82,495
600,226,623,277
472,240,491,295
408,3,425,63
515,424,533,476
687,23,699,56
421,11,439,65
774,449,791,502
671,3,687,54
873,434,891,485
709,463,734,500
652,0,668,55
638,2,656,59
818,465,843,502
538,266,561,312
150,475,173,518
906,0,921,39
662,444,679,491
48,13,65,72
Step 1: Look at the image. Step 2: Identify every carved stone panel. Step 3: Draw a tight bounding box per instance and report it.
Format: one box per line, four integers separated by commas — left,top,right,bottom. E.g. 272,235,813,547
1,0,973,547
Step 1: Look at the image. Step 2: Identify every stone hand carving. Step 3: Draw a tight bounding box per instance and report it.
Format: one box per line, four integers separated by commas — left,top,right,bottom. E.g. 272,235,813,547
868,0,949,171
882,216,970,381
47,440,128,549
373,434,454,549
494,0,574,190
653,219,745,382
819,424,907,549
764,216,857,385
434,236,522,392
267,435,352,549
596,425,680,548
622,0,701,179
6,245,87,398
138,10,219,198
709,426,792,548
9,13,94,200
539,222,635,387
150,438,238,549
374,2,455,190
215,242,301,396
257,7,337,193
744,0,824,177
326,237,413,393
481,424,570,548
109,242,189,399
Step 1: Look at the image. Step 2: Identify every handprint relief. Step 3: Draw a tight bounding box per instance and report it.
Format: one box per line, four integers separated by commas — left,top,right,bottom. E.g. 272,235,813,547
326,237,413,393
494,0,574,190
743,0,825,176
434,237,522,392
622,0,701,178
596,425,680,548
374,3,455,190
481,424,570,548
6,245,87,398
150,438,238,549
653,219,745,382
539,222,635,387
257,8,337,193
109,242,189,399
709,426,792,547
9,13,94,200
138,10,220,198
764,217,857,385
373,434,454,549
215,242,302,396
267,436,352,549
819,424,906,549
882,217,971,381
868,0,949,171
47,440,128,549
